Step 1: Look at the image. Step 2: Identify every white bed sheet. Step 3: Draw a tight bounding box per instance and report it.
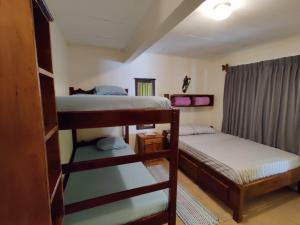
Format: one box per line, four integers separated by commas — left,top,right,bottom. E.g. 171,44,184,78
56,95,171,111
179,133,300,184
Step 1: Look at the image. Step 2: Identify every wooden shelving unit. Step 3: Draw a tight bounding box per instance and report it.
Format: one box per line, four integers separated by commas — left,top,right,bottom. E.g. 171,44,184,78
1,1,63,225
32,0,64,224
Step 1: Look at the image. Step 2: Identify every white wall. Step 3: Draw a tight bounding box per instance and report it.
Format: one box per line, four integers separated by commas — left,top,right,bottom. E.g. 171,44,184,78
53,26,300,156
67,45,214,148
50,23,73,163
199,34,300,130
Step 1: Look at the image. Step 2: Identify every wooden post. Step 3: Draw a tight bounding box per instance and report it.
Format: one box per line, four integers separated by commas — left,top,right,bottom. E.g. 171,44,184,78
69,87,75,95
124,126,129,144
168,109,180,225
63,129,78,188
297,181,300,194
232,189,244,223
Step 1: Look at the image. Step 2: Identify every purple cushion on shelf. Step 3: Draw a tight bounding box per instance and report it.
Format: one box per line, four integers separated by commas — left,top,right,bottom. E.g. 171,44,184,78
172,97,191,106
192,97,210,106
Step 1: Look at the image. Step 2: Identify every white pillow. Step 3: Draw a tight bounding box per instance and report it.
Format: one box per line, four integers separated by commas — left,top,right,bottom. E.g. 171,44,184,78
193,124,215,134
179,125,196,136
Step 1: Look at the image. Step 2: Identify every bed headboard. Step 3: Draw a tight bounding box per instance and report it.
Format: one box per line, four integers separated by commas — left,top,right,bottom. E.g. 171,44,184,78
69,87,129,95
69,87,96,95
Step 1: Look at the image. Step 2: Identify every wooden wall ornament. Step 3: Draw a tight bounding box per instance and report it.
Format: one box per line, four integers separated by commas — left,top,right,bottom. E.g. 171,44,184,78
182,75,191,93
222,64,230,72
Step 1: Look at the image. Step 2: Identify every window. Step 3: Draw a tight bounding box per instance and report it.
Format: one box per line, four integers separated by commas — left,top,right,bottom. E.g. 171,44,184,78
135,78,156,130
135,78,155,96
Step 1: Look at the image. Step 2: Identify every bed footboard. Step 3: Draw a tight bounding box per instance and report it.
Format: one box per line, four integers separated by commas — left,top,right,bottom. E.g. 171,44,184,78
178,150,245,223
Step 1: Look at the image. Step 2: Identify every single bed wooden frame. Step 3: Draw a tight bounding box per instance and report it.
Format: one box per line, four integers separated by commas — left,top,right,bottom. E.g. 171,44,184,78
59,87,180,225
162,131,300,223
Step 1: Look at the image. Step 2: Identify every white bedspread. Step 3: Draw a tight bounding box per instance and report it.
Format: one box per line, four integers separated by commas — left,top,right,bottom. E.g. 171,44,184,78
56,95,171,111
179,133,300,184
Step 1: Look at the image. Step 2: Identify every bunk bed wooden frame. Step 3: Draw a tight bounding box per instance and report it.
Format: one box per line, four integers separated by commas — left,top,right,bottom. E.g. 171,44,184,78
162,131,300,223
59,87,180,225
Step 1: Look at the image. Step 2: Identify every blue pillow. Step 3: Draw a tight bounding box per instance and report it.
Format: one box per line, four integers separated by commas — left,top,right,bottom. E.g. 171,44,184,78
95,85,127,96
96,137,128,151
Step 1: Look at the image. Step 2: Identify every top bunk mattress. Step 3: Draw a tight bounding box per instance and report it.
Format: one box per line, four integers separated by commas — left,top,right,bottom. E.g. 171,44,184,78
179,133,300,184
64,145,168,225
56,95,171,112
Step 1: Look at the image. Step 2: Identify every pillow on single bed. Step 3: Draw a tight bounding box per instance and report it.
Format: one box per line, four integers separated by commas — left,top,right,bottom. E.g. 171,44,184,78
95,85,127,96
96,137,128,151
193,124,215,134
179,125,197,136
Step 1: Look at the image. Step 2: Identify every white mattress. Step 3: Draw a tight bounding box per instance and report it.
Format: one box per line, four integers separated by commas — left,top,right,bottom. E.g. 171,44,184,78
56,95,171,111
179,133,300,184
64,146,168,225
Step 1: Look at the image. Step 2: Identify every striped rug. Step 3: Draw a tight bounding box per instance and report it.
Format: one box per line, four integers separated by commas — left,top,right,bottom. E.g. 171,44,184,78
148,165,219,225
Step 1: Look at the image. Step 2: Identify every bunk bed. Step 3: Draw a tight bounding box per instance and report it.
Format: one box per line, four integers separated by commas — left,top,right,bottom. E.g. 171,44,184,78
163,127,300,223
57,87,180,225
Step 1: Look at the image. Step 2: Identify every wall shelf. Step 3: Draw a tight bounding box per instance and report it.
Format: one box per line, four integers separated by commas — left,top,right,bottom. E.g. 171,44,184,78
164,94,214,107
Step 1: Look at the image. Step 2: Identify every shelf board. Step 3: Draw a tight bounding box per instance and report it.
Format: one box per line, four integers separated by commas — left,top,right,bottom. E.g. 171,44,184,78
45,124,58,141
39,67,53,78
50,172,62,203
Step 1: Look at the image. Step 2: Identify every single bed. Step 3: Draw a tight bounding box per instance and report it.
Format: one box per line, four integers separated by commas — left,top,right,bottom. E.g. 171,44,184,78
164,130,300,222
64,145,168,225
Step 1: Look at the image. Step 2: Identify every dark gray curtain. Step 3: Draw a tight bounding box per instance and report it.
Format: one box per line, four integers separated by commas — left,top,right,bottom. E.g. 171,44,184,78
222,55,300,155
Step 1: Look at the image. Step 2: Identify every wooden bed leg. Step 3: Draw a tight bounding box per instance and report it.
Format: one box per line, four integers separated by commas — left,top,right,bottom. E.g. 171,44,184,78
233,206,243,223
297,181,300,194
231,189,244,223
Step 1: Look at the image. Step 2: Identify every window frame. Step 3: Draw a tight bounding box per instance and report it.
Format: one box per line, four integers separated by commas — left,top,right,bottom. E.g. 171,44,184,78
134,78,156,96
134,78,156,130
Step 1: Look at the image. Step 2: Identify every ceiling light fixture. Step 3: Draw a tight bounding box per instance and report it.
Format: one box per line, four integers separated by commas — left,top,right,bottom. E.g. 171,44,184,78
199,0,241,21
213,2,232,20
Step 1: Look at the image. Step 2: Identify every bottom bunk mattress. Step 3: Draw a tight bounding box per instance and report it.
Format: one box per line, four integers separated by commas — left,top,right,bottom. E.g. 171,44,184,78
179,133,300,185
64,145,168,225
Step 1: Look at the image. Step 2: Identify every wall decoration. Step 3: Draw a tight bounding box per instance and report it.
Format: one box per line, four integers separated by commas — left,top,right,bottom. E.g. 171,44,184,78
182,75,191,93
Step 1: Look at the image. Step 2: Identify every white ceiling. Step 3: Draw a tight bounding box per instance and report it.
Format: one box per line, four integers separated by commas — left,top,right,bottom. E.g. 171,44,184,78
147,0,300,58
46,0,153,49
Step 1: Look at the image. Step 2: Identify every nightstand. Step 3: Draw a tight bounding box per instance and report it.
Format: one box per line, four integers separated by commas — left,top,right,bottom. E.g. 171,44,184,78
136,132,164,165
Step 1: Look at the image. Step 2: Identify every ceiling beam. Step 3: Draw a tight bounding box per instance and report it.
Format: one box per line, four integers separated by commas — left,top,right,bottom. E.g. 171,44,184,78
123,0,205,62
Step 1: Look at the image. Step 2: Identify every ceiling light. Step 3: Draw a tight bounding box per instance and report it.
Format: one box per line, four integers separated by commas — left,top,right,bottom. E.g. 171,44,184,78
213,2,232,20
199,0,241,21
